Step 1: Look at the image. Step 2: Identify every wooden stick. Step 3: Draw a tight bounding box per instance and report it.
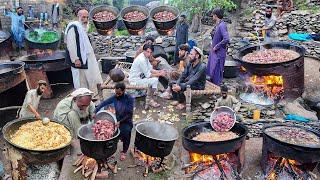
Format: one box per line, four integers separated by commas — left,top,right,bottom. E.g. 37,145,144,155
84,170,93,178
91,164,99,180
73,165,83,173
73,155,84,166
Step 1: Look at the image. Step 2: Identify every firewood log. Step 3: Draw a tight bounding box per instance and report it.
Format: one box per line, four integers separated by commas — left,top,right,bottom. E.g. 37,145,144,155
73,165,83,173
91,164,99,180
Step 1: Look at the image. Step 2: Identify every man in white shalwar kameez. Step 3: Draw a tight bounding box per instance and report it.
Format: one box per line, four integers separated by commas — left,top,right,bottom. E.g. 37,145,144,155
65,8,102,93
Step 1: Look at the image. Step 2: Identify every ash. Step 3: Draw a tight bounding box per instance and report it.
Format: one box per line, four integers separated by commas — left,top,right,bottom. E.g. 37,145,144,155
27,162,60,180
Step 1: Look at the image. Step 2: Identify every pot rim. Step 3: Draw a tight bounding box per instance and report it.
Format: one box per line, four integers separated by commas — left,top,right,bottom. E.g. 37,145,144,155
182,121,248,144
135,121,179,141
150,5,180,23
78,123,120,142
89,5,120,22
121,5,150,22
235,41,305,66
263,124,320,150
2,118,72,152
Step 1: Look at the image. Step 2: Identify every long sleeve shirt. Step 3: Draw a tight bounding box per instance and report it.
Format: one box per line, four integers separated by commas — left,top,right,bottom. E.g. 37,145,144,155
215,95,241,112
177,61,206,91
95,94,134,124
175,22,189,45
211,20,229,52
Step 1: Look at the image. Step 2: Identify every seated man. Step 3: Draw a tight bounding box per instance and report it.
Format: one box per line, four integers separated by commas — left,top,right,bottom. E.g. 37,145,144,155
170,46,207,110
128,44,166,107
53,88,95,138
177,43,190,72
134,36,156,60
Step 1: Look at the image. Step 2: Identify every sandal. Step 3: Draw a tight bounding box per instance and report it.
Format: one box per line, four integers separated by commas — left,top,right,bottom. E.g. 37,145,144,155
120,152,126,161
149,100,160,108
176,103,186,110
170,101,179,106
160,91,172,100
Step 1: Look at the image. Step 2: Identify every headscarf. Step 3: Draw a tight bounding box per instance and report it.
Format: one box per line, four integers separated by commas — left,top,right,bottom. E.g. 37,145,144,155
70,88,93,98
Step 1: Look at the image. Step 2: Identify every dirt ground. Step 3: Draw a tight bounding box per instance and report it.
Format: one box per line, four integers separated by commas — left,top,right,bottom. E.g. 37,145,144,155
1,57,320,179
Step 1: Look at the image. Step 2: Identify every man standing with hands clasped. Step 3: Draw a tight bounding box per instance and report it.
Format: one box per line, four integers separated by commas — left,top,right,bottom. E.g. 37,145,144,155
65,8,102,92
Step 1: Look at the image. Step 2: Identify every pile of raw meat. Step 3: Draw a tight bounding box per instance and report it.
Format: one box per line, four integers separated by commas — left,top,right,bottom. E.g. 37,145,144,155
91,120,115,140
93,11,116,21
212,112,235,132
242,49,300,64
153,11,176,21
124,11,147,21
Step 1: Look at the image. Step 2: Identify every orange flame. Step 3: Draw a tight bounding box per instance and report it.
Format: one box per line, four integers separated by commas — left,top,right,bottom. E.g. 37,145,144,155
267,158,305,180
135,150,157,166
250,75,284,99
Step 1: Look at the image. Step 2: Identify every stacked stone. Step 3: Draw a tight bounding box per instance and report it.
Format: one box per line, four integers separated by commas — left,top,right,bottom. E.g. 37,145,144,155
89,32,176,57
282,10,320,34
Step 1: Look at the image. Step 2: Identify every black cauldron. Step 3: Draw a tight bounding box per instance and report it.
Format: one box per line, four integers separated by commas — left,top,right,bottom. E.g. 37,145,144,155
2,118,71,164
150,5,180,35
135,121,179,158
78,123,120,160
25,30,61,50
90,5,120,35
182,122,248,155
121,5,149,35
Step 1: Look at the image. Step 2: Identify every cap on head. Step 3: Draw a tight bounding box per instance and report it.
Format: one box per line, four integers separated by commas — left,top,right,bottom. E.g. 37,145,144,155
221,85,228,93
38,80,47,86
145,36,155,43
71,88,93,98
192,46,203,57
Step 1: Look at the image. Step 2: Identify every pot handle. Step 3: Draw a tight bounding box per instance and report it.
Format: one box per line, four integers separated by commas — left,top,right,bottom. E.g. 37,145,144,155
105,141,114,149
194,143,204,148
158,142,166,149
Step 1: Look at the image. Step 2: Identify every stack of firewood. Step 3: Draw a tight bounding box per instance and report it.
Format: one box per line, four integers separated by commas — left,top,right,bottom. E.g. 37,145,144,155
73,154,117,180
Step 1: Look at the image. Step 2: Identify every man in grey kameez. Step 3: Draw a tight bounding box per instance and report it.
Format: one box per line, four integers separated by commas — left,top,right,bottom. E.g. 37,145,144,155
53,88,95,138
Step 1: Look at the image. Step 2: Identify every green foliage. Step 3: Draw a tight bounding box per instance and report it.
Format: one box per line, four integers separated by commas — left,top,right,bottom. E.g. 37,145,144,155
168,0,237,19
114,29,129,36
27,29,60,43
293,0,320,12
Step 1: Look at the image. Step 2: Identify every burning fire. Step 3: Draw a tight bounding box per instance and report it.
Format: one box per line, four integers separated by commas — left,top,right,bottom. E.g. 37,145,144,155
266,157,310,180
249,75,284,99
185,152,239,179
135,150,157,166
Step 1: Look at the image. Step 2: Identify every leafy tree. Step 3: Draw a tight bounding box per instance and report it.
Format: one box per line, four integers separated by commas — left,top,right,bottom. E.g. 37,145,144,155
168,0,237,32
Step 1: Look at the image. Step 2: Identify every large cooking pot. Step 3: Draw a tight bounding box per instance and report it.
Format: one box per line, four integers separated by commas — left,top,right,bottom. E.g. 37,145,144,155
234,41,305,67
0,30,12,57
0,61,26,94
121,5,149,35
89,5,120,35
25,29,61,50
135,121,179,157
2,118,71,164
78,123,120,160
182,122,248,155
150,5,180,35
224,59,240,78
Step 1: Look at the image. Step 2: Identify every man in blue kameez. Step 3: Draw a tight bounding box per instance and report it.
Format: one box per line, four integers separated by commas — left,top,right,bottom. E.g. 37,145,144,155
95,82,135,161
4,6,25,51
206,8,230,86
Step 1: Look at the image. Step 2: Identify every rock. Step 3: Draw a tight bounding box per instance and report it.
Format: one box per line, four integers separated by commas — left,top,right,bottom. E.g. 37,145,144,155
201,102,211,109
283,99,318,121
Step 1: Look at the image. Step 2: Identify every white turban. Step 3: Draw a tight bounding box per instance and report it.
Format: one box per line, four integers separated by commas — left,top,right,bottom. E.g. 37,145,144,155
70,88,94,98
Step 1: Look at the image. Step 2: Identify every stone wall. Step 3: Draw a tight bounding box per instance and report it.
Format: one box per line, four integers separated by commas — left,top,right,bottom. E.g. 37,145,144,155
228,2,320,58
89,32,176,57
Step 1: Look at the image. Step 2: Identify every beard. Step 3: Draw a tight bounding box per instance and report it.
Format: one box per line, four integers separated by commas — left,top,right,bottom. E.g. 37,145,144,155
189,57,196,63
72,102,89,119
266,14,272,18
36,88,43,96
81,22,89,32
18,12,23,16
